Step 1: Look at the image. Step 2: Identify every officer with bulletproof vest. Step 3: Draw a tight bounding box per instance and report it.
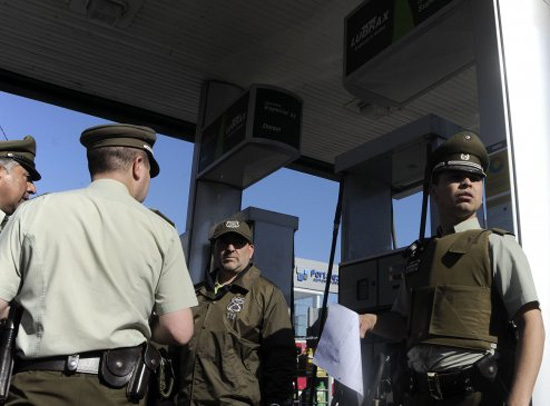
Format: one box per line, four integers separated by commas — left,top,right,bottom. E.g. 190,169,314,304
0,124,197,405
359,131,544,406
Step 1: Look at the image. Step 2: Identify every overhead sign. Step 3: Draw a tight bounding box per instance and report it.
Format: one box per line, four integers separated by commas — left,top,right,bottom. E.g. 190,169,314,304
197,85,302,189
345,0,454,77
252,87,301,149
198,92,249,173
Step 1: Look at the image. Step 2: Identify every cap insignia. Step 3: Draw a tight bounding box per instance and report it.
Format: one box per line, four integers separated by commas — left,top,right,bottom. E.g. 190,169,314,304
460,153,470,161
225,220,240,228
143,144,154,155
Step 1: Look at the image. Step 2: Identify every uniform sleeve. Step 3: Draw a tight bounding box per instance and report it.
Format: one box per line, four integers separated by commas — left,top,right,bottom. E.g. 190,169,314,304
0,213,24,302
490,234,539,319
260,284,296,405
154,228,198,314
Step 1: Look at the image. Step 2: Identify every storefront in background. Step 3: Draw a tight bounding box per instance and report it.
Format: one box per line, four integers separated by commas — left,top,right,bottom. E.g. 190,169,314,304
293,257,339,337
293,258,338,405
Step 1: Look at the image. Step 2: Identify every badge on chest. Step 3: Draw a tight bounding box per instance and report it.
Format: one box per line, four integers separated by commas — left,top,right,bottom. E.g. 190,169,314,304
226,296,245,320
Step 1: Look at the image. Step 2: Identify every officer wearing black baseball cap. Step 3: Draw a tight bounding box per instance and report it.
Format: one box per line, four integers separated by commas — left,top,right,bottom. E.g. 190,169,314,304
209,219,254,244
180,216,296,405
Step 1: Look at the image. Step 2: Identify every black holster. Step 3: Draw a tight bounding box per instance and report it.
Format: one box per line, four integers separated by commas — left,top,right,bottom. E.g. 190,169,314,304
0,304,22,405
99,343,160,403
126,344,161,403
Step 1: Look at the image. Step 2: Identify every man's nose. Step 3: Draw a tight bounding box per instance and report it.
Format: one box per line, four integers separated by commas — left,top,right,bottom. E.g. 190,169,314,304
27,182,36,195
460,175,474,185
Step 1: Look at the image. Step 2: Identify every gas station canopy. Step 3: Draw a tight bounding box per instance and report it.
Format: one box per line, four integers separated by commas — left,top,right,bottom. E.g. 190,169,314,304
0,0,479,179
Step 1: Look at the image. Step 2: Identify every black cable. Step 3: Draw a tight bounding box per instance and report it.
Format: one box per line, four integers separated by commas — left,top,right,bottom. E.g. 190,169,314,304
308,176,345,406
419,138,433,242
0,125,8,140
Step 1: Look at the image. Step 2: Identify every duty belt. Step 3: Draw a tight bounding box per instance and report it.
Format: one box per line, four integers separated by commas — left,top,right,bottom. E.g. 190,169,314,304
15,352,103,375
413,366,482,400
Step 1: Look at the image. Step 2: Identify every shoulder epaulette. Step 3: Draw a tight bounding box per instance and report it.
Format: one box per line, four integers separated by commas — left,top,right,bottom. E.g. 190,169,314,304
149,208,175,228
489,227,514,237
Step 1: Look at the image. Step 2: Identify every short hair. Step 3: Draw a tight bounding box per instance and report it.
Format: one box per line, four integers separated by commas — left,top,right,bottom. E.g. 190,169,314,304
87,146,149,176
0,158,21,174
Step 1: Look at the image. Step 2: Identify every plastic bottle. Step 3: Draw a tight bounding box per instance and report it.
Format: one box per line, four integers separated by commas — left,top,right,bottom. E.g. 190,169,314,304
307,347,314,371
316,380,326,405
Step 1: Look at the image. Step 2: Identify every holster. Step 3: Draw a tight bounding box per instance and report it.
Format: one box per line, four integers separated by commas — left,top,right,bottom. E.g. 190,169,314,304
474,352,499,382
0,304,22,404
100,345,142,389
126,343,161,403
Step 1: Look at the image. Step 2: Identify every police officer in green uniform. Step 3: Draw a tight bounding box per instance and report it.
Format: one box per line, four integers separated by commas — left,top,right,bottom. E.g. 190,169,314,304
0,124,198,406
359,131,544,406
178,219,296,406
0,136,41,231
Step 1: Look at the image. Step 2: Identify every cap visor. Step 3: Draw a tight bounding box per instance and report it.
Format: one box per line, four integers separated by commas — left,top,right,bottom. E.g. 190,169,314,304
434,164,486,177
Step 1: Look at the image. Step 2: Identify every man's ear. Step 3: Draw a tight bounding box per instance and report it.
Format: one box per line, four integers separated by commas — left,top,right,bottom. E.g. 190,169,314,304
132,155,144,180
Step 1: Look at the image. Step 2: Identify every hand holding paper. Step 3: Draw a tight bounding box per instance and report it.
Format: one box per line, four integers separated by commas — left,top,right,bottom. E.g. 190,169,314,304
312,303,364,396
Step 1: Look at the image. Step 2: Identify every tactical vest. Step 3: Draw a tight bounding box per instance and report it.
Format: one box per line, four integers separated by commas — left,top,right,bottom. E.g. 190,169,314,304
406,228,510,351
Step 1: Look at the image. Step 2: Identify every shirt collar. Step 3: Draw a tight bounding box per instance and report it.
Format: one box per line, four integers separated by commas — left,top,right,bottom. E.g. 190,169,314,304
453,217,482,233
0,209,7,230
204,263,259,297
88,179,131,196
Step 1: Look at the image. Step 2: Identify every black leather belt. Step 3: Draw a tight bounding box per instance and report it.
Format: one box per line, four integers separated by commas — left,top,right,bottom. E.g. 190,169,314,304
413,366,481,400
16,352,103,375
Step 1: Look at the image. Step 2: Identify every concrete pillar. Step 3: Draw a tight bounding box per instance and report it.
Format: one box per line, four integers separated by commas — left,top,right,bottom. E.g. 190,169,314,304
183,80,244,283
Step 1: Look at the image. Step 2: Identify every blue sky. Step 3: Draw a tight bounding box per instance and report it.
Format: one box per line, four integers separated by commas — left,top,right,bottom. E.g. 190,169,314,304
0,91,421,263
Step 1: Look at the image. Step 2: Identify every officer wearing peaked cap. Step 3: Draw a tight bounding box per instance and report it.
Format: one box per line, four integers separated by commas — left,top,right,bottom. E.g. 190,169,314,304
80,123,160,178
179,217,296,406
359,131,544,406
0,123,197,405
0,136,41,228
429,131,489,178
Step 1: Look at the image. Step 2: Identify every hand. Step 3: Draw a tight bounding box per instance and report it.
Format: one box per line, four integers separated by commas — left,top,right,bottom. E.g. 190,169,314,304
359,313,377,338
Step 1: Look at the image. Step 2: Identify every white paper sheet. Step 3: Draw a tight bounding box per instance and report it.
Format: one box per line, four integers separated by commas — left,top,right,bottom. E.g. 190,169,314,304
312,303,364,396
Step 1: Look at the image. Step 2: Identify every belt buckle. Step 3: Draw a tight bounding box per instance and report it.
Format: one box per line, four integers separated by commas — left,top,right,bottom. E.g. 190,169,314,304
426,372,444,400
66,354,79,373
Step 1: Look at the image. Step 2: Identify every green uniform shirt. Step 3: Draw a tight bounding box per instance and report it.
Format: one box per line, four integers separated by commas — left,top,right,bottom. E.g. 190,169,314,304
0,179,197,358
